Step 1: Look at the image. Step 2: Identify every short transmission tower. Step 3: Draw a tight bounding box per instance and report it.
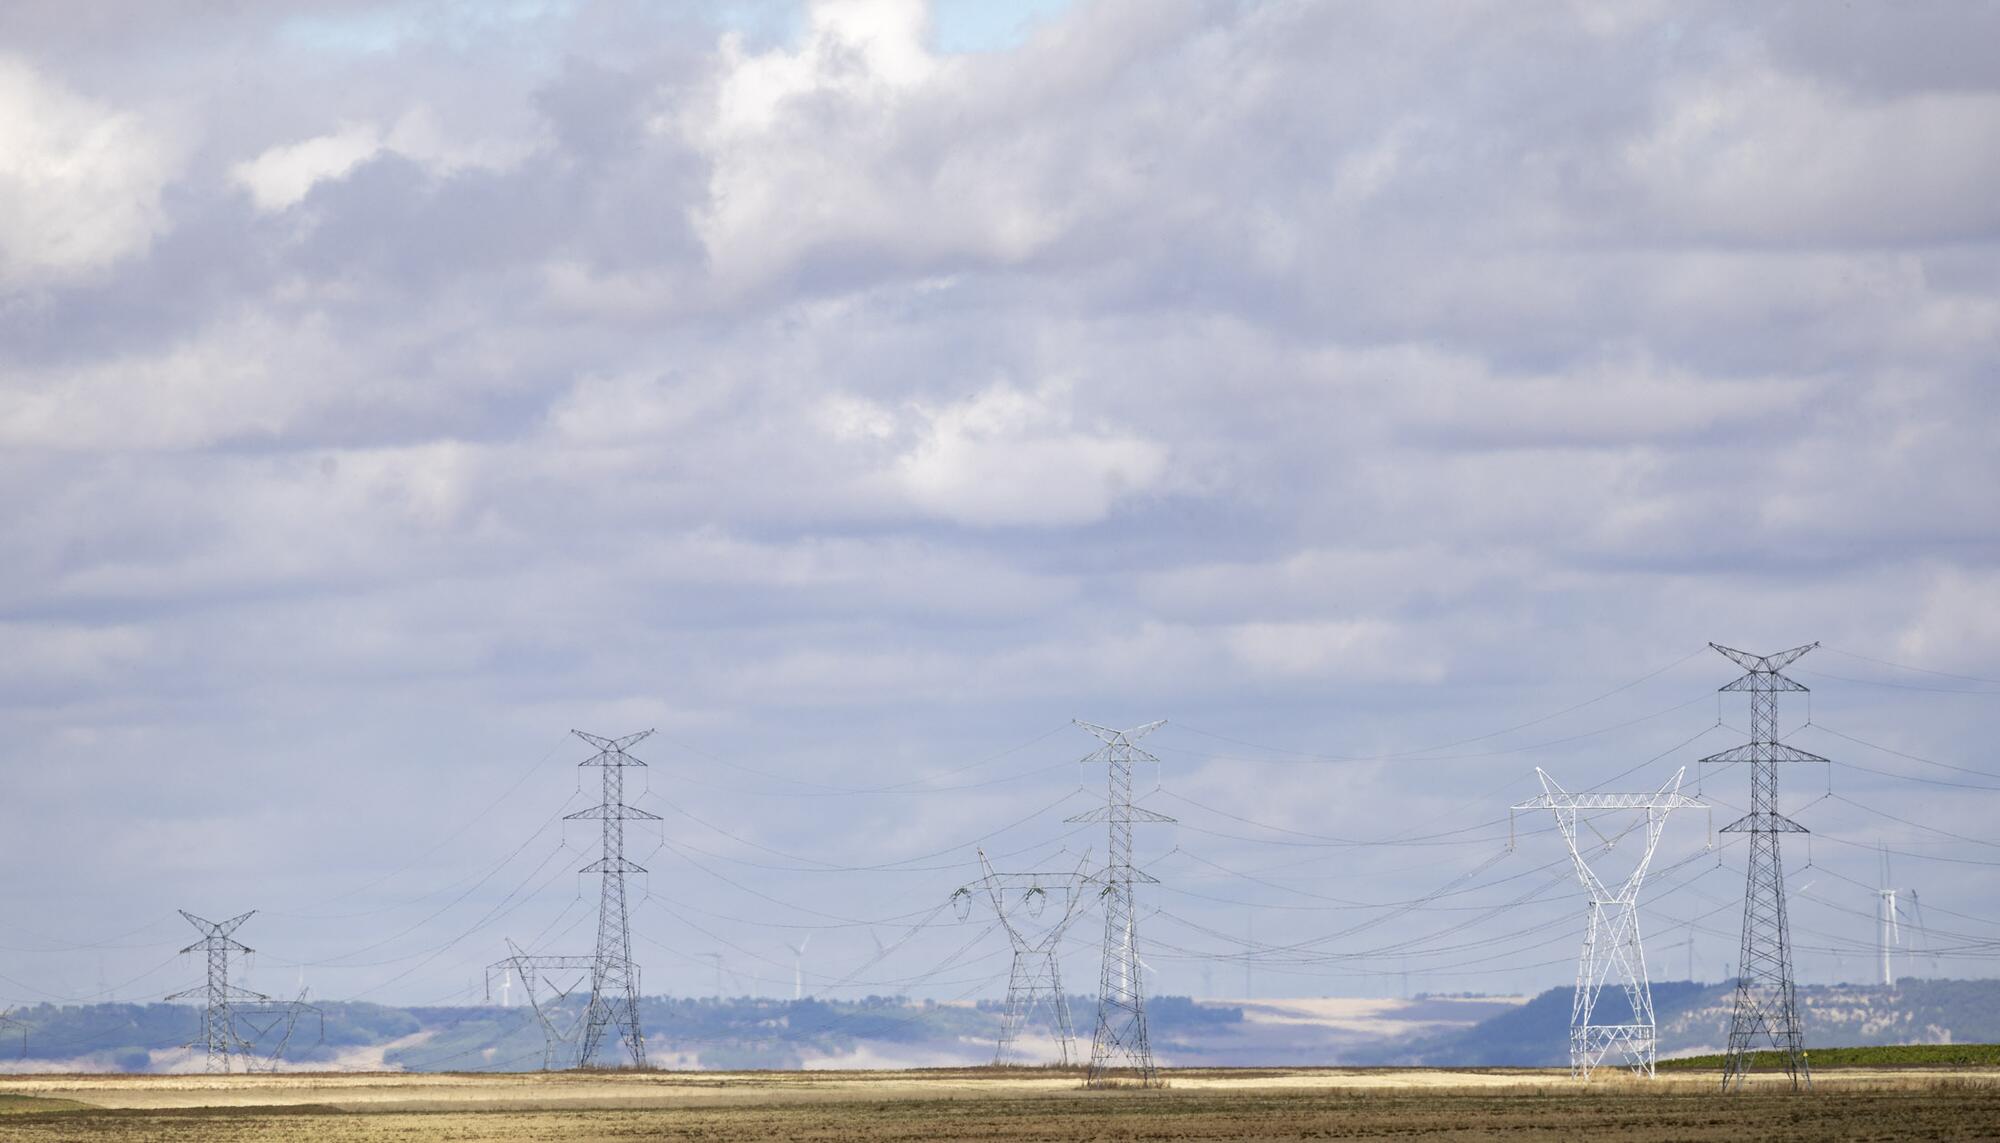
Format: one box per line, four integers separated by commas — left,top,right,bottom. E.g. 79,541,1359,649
0,1008,24,1057
568,729,658,1069
1514,768,1704,1078
953,847,1092,1066
1706,642,1822,1092
488,941,595,1070
1066,719,1173,1086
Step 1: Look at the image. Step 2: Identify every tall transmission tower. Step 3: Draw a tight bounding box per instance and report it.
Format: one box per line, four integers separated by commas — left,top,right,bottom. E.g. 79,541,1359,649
953,847,1092,1066
1513,767,1704,1078
167,909,261,1072
567,729,659,1069
1706,642,1822,1092
1066,719,1173,1086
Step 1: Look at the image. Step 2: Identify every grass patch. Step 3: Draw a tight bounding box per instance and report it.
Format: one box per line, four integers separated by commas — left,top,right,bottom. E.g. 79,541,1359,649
1661,1043,2000,1070
0,1095,93,1115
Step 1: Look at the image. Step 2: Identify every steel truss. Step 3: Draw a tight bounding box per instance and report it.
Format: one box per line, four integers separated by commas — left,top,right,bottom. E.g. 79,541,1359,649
1515,768,1703,1078
1707,642,1821,1092
954,848,1092,1065
1066,720,1174,1086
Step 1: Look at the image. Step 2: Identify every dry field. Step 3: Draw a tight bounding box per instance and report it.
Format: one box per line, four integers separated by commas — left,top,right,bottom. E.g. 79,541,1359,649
2,1066,1997,1141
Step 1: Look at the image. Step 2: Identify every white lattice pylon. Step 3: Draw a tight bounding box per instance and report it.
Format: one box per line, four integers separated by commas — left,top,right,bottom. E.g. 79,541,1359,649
1514,767,1705,1078
955,848,1093,1065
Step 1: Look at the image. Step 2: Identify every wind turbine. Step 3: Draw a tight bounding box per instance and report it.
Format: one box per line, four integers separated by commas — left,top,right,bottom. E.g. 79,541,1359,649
1877,845,1927,986
784,935,812,1001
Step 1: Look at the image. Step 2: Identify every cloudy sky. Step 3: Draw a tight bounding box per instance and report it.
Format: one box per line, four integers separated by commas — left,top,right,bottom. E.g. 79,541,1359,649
3,0,1998,1026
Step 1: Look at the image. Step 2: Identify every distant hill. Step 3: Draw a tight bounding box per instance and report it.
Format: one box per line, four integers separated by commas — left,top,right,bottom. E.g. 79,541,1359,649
1392,979,2000,1067
0,995,1205,1073
5,981,1998,1073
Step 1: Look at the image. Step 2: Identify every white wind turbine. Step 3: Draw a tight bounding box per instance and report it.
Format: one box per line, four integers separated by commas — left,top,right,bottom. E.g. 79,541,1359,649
784,935,812,1001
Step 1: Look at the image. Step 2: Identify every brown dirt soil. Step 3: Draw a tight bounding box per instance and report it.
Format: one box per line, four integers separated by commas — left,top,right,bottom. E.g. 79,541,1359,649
0,1068,1996,1141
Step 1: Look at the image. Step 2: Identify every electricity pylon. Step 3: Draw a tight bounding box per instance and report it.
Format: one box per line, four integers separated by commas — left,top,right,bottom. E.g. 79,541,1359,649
1706,642,1821,1092
165,909,316,1072
567,729,659,1069
489,941,596,1070
168,909,262,1072
0,1008,24,1058
1066,719,1173,1086
953,847,1092,1066
1514,768,1704,1078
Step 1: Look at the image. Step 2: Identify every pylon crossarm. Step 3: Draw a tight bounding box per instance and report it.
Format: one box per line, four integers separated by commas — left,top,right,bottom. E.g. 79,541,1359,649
1514,793,1707,811
1711,642,1817,675
1073,719,1165,746
573,728,654,756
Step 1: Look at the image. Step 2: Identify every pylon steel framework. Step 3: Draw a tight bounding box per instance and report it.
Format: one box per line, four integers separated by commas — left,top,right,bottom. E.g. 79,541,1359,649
0,1008,23,1057
1514,768,1704,1078
568,729,658,1069
953,847,1092,1065
166,909,320,1072
1706,642,1821,1092
167,909,260,1072
488,941,595,1070
1065,720,1173,1086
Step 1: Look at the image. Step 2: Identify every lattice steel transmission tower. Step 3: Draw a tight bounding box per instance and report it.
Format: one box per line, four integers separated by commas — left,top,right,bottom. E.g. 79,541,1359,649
568,729,659,1069
140,913,325,1074
1066,720,1173,1086
488,940,596,1070
1514,768,1704,1078
1706,642,1822,1091
953,847,1092,1066
168,910,270,1072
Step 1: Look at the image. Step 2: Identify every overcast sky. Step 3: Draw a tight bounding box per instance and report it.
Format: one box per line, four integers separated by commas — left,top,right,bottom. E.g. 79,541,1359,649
3,0,1998,1030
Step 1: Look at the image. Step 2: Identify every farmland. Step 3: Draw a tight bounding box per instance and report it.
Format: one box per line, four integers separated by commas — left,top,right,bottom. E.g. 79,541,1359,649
3,1067,1999,1141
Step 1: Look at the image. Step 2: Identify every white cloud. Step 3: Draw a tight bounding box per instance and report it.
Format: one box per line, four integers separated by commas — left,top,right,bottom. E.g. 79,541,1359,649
231,122,384,212
0,57,178,282
894,382,1167,526
1224,619,1441,682
231,107,534,212
705,0,937,138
